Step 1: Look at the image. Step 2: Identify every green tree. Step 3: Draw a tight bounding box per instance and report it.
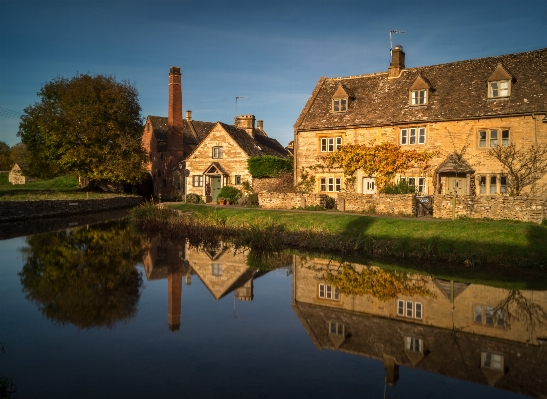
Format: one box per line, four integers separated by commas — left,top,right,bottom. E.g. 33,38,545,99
18,74,147,183
19,220,144,329
8,142,30,169
0,141,12,171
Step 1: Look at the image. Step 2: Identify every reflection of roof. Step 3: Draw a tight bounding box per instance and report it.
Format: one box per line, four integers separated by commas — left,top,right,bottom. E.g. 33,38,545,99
432,278,469,301
293,301,547,397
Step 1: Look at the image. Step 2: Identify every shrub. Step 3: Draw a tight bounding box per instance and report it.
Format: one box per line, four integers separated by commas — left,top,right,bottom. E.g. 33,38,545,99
185,193,203,204
324,196,336,210
247,155,293,178
218,186,242,204
542,218,547,226
246,193,259,207
381,179,415,194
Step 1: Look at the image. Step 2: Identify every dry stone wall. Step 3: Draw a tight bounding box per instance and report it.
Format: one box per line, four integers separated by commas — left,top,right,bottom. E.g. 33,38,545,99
433,195,547,223
258,192,328,209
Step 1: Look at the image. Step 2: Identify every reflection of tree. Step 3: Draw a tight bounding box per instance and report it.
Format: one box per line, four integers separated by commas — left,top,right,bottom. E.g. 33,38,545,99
495,290,547,333
19,220,144,329
312,263,435,301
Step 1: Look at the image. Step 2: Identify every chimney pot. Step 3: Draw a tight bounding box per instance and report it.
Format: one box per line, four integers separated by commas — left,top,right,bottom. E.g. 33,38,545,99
388,45,405,78
186,110,192,121
257,120,264,130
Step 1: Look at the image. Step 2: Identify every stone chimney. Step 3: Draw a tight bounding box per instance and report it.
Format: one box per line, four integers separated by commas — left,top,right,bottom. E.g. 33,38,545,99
257,120,264,131
235,279,254,301
234,114,256,137
185,110,192,121
388,45,405,78
168,66,183,151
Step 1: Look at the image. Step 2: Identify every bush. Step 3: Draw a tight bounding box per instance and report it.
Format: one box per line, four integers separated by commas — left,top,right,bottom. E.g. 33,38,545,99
185,193,203,204
324,196,336,209
381,179,415,194
247,155,293,178
542,218,547,226
218,186,242,204
246,193,259,207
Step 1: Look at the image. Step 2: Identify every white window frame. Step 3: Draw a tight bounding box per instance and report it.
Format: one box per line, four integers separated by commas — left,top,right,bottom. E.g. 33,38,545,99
405,337,423,353
478,129,509,148
318,284,340,301
234,175,241,185
488,80,510,98
192,175,203,187
329,322,344,336
320,136,343,152
212,146,224,159
397,300,422,319
474,305,505,327
401,127,426,145
410,89,427,105
212,263,222,276
320,177,341,192
482,352,504,371
333,98,348,112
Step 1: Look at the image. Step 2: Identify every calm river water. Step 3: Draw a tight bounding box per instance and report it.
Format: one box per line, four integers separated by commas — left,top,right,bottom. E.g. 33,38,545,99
1,213,545,399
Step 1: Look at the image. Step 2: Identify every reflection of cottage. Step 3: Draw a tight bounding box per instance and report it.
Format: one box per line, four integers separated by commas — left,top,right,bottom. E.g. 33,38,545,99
294,48,547,196
142,67,288,200
8,163,34,184
292,257,547,397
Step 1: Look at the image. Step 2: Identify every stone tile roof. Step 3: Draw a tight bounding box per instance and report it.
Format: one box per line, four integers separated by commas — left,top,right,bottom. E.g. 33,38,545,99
219,122,289,157
148,116,169,140
295,48,547,130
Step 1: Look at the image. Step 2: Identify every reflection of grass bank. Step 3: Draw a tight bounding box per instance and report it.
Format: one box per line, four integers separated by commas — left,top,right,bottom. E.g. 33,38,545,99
133,203,547,268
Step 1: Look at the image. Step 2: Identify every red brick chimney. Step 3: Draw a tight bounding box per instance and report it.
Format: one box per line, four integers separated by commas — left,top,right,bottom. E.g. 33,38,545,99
168,66,183,152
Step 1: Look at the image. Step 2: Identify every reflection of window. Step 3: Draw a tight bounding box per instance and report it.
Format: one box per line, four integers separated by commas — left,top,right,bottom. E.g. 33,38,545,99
320,177,341,192
212,263,222,276
329,322,344,336
192,175,203,187
212,146,224,159
474,305,504,327
397,300,422,319
320,137,342,152
482,352,503,371
319,284,340,301
401,127,426,145
405,337,423,352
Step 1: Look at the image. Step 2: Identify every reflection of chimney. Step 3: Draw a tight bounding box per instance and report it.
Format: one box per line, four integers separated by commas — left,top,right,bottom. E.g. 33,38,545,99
388,45,405,78
234,115,256,137
168,66,183,151
168,264,183,332
185,273,192,285
383,355,400,386
235,279,254,301
186,110,192,121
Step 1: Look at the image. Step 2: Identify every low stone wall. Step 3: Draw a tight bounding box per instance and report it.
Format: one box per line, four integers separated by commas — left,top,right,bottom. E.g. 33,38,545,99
337,193,416,216
252,176,294,193
433,195,547,223
258,192,328,209
0,196,144,223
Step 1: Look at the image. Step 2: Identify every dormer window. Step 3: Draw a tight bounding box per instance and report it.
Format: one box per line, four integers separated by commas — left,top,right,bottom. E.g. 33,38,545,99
487,64,512,98
332,84,351,113
409,75,430,106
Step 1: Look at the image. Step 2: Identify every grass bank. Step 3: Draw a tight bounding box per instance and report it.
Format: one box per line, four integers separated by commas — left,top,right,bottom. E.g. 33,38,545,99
147,203,547,267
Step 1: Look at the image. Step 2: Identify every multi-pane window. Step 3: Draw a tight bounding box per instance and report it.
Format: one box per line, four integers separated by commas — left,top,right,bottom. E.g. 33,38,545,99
482,352,503,371
500,176,507,194
474,305,505,327
411,90,427,105
478,129,509,148
212,146,224,159
489,81,510,98
318,284,340,301
320,137,343,152
399,177,426,194
212,263,222,276
490,176,497,194
320,177,341,192
405,337,423,353
397,300,422,319
329,322,344,336
333,98,347,112
192,175,203,187
479,176,486,194
401,127,426,145
234,175,241,185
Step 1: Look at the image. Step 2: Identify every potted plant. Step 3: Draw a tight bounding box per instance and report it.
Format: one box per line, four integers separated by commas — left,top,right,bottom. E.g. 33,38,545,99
218,197,226,205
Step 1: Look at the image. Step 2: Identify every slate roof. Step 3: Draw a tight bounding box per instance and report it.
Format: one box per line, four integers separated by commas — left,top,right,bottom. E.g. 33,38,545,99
148,116,168,140
295,48,547,130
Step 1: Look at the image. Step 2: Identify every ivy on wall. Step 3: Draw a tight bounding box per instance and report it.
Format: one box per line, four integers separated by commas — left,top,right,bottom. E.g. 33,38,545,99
247,155,293,178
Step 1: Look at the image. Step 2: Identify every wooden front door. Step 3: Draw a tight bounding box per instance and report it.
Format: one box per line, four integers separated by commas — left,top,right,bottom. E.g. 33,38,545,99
447,177,465,195
211,176,222,201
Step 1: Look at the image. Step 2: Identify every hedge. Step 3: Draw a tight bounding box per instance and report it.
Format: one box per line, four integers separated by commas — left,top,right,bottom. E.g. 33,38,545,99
247,156,292,178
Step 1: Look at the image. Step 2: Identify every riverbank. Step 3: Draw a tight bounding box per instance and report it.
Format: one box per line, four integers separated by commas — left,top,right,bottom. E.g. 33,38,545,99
134,203,547,268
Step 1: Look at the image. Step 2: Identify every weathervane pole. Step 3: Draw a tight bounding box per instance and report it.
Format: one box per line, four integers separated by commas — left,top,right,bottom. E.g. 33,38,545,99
235,96,249,117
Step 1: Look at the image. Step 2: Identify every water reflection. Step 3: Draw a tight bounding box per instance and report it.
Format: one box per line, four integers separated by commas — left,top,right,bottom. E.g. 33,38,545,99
19,220,144,329
293,256,547,397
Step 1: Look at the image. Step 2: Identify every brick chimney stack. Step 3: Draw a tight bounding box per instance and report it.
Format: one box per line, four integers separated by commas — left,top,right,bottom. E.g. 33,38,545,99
168,67,183,151
388,45,405,78
234,114,256,137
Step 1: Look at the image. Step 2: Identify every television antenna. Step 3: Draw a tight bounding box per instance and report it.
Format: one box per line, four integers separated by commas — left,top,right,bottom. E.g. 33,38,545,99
389,29,406,57
235,96,249,117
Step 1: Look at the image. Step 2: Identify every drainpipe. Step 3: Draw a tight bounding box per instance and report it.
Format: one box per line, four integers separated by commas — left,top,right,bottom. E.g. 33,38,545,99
531,114,539,195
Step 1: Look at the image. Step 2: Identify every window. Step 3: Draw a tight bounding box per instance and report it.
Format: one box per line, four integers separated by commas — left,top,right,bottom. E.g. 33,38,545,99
399,177,426,194
234,175,241,185
318,284,340,301
157,170,162,177
397,300,422,319
500,176,507,194
192,175,203,187
333,98,347,112
489,81,510,98
482,352,503,371
329,322,344,336
474,305,505,327
212,263,222,276
147,123,150,132
320,177,341,192
479,176,486,194
490,176,497,194
478,129,509,148
212,146,224,159
162,179,167,188
401,127,426,145
320,137,343,152
405,337,423,353
411,90,427,105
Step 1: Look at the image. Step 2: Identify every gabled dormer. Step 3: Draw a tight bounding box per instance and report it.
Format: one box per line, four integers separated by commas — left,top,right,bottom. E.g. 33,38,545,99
487,64,512,98
332,84,351,113
409,75,431,106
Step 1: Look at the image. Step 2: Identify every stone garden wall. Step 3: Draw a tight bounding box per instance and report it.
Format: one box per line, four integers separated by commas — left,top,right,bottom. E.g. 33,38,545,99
258,192,328,209
252,176,294,193
0,196,144,223
433,195,547,223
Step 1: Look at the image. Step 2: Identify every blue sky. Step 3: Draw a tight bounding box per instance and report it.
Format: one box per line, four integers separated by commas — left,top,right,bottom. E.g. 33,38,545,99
1,0,546,148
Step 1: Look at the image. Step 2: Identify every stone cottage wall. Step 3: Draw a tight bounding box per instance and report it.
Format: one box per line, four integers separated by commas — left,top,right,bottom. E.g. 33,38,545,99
433,195,547,223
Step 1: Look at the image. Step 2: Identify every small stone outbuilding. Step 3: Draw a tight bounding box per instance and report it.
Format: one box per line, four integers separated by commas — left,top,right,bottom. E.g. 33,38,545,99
8,163,34,184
